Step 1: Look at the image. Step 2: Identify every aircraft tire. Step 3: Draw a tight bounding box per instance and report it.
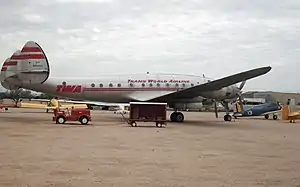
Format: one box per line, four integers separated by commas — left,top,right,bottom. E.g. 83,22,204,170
264,114,269,119
170,112,184,122
273,115,278,120
224,114,232,121
170,112,176,122
175,112,184,123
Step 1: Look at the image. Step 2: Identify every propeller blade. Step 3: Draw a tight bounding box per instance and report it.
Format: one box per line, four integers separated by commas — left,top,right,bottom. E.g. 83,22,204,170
239,81,246,90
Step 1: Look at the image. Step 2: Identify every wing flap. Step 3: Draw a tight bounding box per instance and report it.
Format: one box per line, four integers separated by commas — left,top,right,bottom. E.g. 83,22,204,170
149,66,272,101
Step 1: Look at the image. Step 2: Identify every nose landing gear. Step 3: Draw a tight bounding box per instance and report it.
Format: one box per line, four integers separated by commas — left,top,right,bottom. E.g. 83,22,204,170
221,101,233,121
224,114,232,121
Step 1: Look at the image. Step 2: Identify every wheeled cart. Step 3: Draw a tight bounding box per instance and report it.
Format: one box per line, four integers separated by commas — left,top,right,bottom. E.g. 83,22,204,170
127,102,167,128
53,108,91,125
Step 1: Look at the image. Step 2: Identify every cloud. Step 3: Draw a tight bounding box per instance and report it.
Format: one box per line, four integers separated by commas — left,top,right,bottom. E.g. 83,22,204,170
22,14,47,24
0,0,300,93
54,0,114,3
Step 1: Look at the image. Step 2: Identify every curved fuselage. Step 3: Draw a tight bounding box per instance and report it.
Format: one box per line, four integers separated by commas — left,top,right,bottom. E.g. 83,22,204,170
18,73,241,103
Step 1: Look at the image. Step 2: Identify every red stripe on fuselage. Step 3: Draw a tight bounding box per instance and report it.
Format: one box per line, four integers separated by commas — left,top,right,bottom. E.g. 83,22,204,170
10,54,45,60
21,47,42,53
83,87,182,92
3,61,17,66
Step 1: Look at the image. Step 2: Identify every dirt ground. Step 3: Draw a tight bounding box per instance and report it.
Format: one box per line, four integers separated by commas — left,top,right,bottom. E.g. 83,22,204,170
1,108,300,187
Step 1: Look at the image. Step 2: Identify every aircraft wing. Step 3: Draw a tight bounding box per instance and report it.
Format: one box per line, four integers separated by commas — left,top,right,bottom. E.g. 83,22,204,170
0,104,18,109
288,111,300,117
32,99,125,108
19,102,87,109
57,100,120,106
147,66,272,102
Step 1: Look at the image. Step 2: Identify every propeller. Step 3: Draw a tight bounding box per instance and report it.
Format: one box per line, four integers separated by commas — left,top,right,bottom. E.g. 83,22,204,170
207,81,247,119
214,81,247,118
239,80,246,90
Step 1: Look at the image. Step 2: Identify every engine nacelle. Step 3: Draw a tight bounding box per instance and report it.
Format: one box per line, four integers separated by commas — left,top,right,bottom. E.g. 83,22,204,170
200,85,240,101
201,98,215,106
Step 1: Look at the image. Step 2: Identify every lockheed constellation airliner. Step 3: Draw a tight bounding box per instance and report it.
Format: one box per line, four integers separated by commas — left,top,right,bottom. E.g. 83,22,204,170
0,41,272,122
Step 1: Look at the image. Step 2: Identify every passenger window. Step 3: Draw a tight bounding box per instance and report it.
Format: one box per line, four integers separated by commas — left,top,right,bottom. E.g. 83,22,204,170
109,83,113,87
91,83,95,87
117,83,121,87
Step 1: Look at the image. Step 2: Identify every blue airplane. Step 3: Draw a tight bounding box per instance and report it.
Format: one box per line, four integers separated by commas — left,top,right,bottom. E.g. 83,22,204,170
233,101,282,120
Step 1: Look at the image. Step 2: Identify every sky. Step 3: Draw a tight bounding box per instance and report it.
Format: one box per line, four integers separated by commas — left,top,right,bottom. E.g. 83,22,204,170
0,0,299,93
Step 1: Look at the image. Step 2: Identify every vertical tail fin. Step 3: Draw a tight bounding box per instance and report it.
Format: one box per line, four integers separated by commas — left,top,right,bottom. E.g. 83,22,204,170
18,41,50,84
0,41,50,90
1,50,21,78
1,51,22,90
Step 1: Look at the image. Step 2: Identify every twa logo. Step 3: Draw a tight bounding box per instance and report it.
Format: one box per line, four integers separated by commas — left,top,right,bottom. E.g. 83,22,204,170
56,85,82,93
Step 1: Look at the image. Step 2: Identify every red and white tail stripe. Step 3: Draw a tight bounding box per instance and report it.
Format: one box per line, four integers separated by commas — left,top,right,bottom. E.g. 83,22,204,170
19,41,47,60
1,58,10,72
1,50,21,72
1,41,50,86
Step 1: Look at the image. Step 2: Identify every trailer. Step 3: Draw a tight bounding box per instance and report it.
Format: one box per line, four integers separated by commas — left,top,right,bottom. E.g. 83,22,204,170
127,102,167,127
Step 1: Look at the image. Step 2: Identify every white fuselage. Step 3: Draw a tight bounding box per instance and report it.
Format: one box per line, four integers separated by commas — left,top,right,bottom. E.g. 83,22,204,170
19,73,241,104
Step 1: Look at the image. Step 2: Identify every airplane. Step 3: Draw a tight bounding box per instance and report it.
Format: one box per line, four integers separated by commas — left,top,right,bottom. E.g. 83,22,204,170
30,98,130,113
281,99,300,123
0,41,272,122
0,104,15,111
18,97,88,111
232,100,282,120
0,97,88,111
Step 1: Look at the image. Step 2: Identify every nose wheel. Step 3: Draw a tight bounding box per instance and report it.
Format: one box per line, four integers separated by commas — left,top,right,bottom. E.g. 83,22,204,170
224,114,232,121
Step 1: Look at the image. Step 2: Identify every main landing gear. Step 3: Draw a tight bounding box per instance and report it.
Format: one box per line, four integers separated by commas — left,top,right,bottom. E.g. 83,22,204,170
264,114,278,120
170,111,184,122
221,101,232,122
